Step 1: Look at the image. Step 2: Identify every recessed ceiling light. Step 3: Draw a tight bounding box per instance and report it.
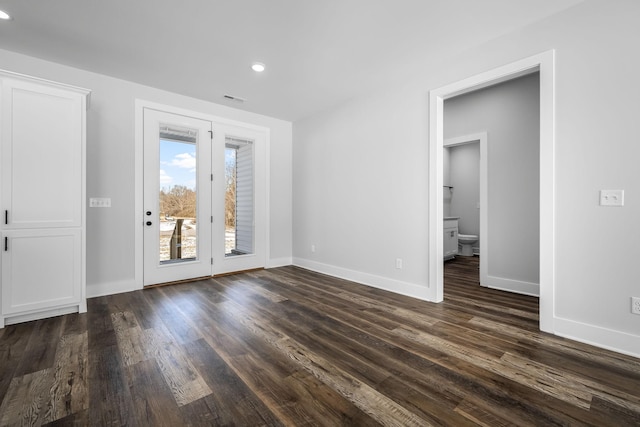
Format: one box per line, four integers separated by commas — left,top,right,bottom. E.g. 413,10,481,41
251,62,265,73
0,10,11,20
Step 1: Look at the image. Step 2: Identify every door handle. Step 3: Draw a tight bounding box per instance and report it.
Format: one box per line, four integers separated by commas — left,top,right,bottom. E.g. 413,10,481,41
4,236,7,251
4,210,7,225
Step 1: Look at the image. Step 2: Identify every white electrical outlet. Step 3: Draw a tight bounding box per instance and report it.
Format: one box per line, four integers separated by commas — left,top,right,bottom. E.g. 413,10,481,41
600,190,624,206
632,297,640,315
396,258,403,269
89,197,111,208
311,244,316,253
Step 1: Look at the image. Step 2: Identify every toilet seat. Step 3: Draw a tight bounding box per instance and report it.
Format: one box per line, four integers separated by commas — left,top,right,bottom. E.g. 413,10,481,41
458,233,478,241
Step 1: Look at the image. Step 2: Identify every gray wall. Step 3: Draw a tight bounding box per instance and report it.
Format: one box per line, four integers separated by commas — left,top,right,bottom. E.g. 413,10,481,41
444,74,540,287
446,143,481,248
0,48,293,297
293,0,640,356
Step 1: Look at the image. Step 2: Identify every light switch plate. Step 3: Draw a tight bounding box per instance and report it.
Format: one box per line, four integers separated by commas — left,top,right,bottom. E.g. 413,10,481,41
599,190,624,207
90,197,111,208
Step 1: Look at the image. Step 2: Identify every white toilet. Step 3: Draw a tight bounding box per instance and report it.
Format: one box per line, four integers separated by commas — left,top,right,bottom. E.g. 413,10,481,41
458,234,478,256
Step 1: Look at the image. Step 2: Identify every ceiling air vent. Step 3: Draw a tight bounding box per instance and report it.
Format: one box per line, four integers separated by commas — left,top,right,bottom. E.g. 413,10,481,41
223,94,246,103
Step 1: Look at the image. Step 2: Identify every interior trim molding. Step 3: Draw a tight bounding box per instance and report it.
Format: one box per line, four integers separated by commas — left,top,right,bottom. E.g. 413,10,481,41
293,257,431,302
483,275,540,297
267,257,294,269
554,317,640,359
87,279,137,299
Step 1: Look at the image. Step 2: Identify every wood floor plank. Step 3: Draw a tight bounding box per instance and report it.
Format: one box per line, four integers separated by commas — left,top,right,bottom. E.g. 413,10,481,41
13,316,64,377
141,326,212,407
181,338,284,426
44,332,89,423
110,311,147,367
125,359,185,426
0,322,35,404
87,344,136,426
143,287,204,345
0,367,52,426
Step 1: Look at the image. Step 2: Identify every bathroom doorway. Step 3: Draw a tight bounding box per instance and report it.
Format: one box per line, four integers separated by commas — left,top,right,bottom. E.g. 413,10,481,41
428,51,555,333
443,133,487,287
444,72,540,296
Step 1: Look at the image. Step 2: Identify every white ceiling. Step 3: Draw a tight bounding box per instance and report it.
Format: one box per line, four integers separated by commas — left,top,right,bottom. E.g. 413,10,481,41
0,0,583,121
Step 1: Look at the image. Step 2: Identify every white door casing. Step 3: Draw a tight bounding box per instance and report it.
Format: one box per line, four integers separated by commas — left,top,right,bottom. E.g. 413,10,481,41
428,50,555,332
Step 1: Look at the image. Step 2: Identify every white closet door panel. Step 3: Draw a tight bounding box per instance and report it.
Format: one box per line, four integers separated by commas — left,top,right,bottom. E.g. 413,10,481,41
1,229,81,314
1,79,83,228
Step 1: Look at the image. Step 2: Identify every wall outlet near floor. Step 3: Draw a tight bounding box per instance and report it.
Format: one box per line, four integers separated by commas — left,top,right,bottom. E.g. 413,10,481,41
311,244,316,253
396,258,403,269
632,297,640,315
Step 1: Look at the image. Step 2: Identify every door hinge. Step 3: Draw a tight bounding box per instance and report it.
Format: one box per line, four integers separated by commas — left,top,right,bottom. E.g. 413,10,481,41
211,173,214,182
211,215,213,223
211,257,214,265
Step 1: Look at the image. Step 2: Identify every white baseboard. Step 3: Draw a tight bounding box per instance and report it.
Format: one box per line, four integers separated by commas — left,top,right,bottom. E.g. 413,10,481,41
293,257,434,302
3,305,81,327
482,275,539,297
87,279,139,298
266,257,293,269
553,316,640,359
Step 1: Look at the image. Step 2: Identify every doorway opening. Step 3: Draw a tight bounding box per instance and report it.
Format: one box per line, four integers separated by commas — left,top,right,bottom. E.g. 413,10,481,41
428,50,555,332
443,133,487,288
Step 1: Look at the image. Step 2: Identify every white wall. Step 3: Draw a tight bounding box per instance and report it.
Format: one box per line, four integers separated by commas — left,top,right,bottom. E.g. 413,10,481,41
0,48,293,297
445,74,540,289
293,0,640,357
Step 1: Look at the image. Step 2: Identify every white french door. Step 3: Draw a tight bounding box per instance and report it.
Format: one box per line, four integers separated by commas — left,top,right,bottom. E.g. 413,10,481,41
143,108,212,285
142,106,267,285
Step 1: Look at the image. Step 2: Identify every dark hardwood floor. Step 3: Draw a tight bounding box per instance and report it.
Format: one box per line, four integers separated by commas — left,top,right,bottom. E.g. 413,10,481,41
1,256,639,426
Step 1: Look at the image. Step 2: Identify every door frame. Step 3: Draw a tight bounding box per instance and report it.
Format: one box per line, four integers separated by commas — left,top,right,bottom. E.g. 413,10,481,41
134,100,271,289
428,50,555,332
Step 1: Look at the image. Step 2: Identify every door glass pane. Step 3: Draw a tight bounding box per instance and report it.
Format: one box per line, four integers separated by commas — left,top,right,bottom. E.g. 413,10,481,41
225,137,254,256
159,125,198,264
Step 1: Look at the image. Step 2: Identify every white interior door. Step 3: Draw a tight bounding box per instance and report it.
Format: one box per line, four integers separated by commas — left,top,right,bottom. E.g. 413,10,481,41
212,123,267,274
143,108,212,285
